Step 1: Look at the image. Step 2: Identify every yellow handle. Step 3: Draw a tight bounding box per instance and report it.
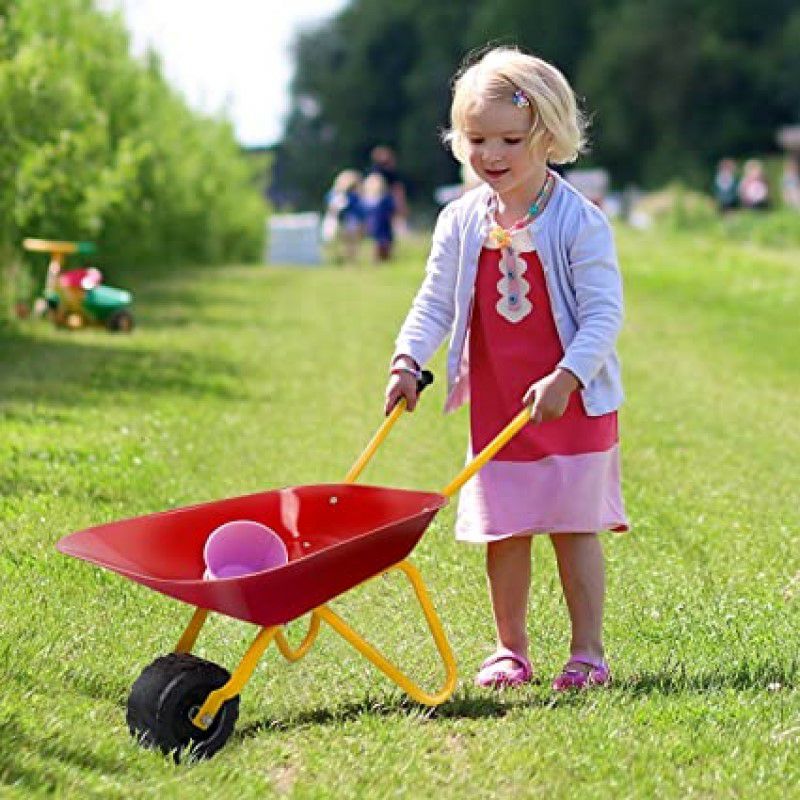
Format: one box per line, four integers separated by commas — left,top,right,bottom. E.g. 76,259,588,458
349,385,534,499
22,237,79,255
343,398,407,483
344,369,433,483
440,405,532,498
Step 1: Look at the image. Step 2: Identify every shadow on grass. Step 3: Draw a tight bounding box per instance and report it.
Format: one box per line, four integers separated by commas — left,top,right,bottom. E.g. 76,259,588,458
3,661,129,712
133,282,293,333
618,659,798,696
0,715,128,790
234,657,799,745
0,332,247,408
124,262,298,333
61,666,130,709
0,259,303,411
234,687,565,744
25,660,797,769
0,261,265,404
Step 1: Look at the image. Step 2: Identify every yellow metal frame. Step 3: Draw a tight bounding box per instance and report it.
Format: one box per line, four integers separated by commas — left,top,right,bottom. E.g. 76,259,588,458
182,395,532,731
190,559,457,728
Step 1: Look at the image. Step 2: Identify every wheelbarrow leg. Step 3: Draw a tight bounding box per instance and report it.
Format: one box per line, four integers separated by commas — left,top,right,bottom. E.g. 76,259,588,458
182,612,321,734
189,556,456,731
274,611,322,662
192,626,279,730
175,605,321,669
174,607,209,654
315,559,457,706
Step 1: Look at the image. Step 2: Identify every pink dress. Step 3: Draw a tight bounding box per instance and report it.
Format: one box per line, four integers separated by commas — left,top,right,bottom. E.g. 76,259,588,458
455,228,628,542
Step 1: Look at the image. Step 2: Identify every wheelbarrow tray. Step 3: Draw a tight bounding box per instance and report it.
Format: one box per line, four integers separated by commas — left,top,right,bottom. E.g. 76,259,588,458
57,483,447,628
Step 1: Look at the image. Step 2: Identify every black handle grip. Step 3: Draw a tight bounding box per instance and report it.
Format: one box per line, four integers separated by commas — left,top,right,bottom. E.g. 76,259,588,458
417,370,434,394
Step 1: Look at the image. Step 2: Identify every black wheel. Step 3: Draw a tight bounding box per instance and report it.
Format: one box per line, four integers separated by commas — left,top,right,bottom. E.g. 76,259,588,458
106,309,135,332
127,653,239,762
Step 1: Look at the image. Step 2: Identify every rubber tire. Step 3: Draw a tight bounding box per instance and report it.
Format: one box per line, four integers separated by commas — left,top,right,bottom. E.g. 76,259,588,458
105,309,135,332
127,653,240,762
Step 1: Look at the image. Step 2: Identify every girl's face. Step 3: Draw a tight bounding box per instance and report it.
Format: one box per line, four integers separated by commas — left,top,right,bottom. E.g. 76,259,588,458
463,99,547,201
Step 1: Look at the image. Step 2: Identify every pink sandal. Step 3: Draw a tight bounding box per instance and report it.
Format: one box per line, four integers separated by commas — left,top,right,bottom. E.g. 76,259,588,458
551,654,611,692
475,648,533,688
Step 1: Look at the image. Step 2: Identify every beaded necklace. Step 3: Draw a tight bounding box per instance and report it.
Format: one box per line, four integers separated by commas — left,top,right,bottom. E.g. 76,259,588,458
488,170,555,247
486,170,555,323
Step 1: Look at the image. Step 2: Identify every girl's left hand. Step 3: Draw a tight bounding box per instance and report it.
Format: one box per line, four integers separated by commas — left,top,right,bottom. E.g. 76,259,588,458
522,368,581,425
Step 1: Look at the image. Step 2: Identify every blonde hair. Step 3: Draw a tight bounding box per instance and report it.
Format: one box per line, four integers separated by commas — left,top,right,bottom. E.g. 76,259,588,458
362,172,388,201
332,169,362,193
445,47,587,165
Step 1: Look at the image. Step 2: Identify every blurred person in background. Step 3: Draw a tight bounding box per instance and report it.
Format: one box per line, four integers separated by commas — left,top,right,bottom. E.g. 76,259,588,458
713,158,739,213
361,172,396,262
322,169,365,263
368,145,409,236
781,157,800,210
738,159,770,211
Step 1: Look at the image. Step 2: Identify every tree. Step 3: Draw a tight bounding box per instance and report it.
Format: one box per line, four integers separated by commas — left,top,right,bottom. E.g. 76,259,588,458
579,0,800,186
277,1,420,210
277,0,800,205
0,0,265,270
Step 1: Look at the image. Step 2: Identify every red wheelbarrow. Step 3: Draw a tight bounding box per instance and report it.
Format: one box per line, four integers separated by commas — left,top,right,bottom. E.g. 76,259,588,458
57,373,535,760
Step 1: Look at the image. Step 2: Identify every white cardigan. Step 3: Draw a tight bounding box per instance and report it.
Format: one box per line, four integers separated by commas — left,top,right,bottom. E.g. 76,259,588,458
393,174,625,415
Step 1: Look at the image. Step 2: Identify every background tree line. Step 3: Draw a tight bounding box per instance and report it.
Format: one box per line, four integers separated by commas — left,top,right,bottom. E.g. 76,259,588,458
275,0,800,211
0,0,265,279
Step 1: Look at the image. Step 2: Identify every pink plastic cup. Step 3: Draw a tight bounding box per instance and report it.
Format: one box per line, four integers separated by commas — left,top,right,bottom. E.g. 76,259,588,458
203,520,288,580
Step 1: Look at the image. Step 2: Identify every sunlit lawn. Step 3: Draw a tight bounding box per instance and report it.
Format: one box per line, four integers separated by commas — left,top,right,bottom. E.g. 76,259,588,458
0,224,798,797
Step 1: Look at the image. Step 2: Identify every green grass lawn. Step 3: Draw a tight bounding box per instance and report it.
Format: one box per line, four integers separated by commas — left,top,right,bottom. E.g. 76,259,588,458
0,225,798,798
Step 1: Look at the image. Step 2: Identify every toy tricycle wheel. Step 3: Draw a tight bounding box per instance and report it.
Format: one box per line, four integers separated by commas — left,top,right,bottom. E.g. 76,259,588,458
127,653,239,761
106,309,134,332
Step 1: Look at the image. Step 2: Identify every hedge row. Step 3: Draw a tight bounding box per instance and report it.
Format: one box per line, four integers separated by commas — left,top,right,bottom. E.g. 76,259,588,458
0,0,265,286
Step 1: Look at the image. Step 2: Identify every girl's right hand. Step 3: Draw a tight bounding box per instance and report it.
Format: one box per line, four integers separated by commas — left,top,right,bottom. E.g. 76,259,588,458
384,370,419,415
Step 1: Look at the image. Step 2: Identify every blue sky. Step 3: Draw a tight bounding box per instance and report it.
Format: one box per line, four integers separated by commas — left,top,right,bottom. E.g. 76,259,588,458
101,0,348,146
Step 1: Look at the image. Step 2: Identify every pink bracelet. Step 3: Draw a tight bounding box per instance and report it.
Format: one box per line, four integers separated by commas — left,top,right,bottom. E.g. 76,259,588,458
390,366,421,380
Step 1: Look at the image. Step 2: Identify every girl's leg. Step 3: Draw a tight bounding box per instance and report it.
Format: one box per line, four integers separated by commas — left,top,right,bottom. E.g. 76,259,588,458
486,535,532,666
550,532,605,665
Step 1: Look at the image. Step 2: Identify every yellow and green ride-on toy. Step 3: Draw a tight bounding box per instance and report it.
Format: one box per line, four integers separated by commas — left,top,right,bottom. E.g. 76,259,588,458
23,238,135,332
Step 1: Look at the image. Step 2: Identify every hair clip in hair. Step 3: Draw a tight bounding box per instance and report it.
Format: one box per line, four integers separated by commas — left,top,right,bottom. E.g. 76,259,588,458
511,89,530,108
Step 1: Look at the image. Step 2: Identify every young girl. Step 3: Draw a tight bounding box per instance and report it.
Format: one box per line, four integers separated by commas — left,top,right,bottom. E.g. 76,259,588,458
361,172,396,262
384,47,628,691
322,169,365,263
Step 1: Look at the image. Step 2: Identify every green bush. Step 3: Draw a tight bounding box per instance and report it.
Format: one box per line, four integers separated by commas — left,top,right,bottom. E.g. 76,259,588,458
633,182,800,248
720,208,800,248
631,183,718,231
0,0,265,310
